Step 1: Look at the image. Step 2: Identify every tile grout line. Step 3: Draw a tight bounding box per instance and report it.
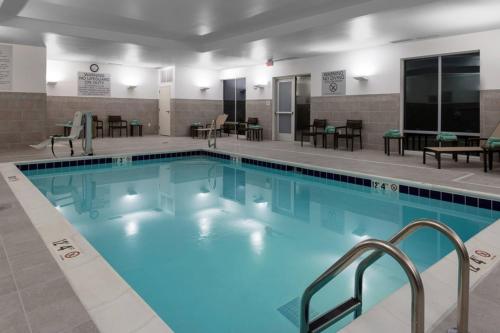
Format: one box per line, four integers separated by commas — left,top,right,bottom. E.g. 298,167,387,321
130,315,156,333
0,234,34,333
452,172,475,182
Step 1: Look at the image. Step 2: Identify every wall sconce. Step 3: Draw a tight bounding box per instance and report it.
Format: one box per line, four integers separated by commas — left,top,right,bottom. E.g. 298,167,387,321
199,185,210,194
128,85,137,89
47,81,58,86
126,186,138,196
200,87,210,92
353,76,369,81
253,84,266,90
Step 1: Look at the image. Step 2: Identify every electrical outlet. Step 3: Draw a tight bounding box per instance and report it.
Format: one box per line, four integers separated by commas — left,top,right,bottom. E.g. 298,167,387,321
265,100,271,106
148,122,151,127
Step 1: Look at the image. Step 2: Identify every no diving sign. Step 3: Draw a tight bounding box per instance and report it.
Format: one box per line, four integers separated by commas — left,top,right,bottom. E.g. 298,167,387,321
322,70,346,96
469,249,496,273
51,238,81,262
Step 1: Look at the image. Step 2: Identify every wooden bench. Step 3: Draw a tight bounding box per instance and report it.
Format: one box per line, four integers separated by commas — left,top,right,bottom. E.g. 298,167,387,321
423,146,487,171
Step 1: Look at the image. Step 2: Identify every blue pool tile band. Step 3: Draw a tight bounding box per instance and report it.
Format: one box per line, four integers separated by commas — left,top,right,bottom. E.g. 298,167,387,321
16,149,500,212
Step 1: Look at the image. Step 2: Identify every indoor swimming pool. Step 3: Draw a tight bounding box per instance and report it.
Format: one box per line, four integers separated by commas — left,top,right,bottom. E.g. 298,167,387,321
23,154,500,333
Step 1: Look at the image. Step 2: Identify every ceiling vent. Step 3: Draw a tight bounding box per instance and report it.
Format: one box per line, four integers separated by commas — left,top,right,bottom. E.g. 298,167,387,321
160,68,173,83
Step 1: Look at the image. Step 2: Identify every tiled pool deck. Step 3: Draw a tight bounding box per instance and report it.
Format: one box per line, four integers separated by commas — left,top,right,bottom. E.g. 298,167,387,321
1,135,500,332
0,176,99,333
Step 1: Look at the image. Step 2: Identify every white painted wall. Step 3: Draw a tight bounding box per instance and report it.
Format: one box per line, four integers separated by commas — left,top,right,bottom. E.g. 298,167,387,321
4,43,46,93
46,60,159,99
173,66,222,100
40,27,500,101
218,28,500,100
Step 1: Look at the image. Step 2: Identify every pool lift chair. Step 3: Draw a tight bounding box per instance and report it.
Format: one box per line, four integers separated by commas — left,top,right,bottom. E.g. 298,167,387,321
208,119,217,149
300,219,470,333
31,112,94,157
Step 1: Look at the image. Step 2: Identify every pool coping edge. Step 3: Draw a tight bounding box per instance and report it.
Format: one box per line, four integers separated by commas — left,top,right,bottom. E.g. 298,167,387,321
4,147,500,332
0,162,174,333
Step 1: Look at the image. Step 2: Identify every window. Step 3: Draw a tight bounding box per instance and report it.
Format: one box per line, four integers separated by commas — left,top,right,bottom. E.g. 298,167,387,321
404,57,439,131
223,78,246,122
404,52,480,134
441,53,480,133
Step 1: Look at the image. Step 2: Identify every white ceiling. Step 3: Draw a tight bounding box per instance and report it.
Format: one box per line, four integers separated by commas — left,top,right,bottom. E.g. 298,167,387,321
1,0,500,69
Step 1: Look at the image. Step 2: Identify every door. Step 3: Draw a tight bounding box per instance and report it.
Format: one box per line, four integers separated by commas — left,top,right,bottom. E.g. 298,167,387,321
159,85,171,136
276,79,295,141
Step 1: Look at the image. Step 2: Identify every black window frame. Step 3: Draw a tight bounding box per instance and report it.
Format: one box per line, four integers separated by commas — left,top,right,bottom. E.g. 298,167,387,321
403,51,480,136
223,78,246,123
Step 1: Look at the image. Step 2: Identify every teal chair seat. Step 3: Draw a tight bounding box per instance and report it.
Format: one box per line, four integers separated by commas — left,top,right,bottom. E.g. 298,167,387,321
384,129,402,138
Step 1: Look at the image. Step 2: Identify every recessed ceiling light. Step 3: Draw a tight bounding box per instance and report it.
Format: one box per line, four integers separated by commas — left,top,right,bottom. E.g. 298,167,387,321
391,35,440,44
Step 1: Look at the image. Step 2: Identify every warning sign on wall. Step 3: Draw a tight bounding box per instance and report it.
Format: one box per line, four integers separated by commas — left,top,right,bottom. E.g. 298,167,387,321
0,44,12,91
322,70,346,96
78,72,111,97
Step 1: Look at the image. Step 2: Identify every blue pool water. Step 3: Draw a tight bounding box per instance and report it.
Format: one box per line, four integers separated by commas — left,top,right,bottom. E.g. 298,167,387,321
25,156,499,333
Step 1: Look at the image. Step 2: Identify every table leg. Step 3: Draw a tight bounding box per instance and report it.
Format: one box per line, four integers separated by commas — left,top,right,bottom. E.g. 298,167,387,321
484,152,488,173
437,152,441,169
423,149,426,164
387,138,391,156
402,138,405,156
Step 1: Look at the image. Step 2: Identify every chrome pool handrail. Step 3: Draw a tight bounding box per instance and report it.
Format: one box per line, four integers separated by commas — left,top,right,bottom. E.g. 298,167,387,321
354,219,470,333
207,120,216,149
300,239,425,333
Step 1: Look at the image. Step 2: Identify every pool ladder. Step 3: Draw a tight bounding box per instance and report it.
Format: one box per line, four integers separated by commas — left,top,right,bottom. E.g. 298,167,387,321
300,219,470,333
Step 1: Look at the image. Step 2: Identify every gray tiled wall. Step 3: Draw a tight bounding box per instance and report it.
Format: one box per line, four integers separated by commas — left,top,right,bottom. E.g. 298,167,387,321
170,99,223,136
0,92,47,151
47,96,159,137
246,100,273,140
481,90,500,137
311,94,401,150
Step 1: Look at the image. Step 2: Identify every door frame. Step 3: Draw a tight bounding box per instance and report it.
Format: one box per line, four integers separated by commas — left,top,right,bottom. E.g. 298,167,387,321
273,77,296,141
